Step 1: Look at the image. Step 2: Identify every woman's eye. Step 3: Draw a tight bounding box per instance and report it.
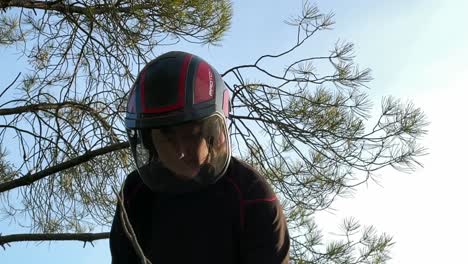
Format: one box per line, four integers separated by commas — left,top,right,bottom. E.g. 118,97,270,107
165,135,177,143
193,132,203,138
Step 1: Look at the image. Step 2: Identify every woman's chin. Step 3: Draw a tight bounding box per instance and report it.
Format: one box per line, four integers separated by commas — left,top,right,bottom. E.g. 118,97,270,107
174,167,200,180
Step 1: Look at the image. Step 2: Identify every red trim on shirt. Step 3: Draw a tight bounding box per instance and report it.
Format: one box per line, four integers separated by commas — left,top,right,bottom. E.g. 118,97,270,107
244,196,277,205
226,177,245,230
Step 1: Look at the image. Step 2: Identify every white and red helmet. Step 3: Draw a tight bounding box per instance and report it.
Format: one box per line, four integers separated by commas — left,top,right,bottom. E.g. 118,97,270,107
125,51,231,193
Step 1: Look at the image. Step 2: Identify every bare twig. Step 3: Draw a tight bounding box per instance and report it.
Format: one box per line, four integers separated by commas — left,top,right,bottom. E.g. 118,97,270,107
112,186,151,264
0,72,21,98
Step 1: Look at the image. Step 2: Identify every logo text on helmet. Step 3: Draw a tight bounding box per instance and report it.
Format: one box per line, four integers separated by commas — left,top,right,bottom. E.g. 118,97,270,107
194,61,215,104
208,70,214,97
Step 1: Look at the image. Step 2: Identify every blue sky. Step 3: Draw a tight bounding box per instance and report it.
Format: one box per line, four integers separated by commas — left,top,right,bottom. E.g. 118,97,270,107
1,0,467,263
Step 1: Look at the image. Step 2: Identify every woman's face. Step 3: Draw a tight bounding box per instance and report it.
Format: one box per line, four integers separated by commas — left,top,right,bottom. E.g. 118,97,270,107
152,122,210,180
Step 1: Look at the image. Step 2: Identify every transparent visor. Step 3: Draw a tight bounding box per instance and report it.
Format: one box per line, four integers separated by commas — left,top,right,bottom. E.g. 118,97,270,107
128,115,230,191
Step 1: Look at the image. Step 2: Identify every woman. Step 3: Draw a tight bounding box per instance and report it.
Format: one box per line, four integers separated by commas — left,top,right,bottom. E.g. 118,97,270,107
110,51,290,264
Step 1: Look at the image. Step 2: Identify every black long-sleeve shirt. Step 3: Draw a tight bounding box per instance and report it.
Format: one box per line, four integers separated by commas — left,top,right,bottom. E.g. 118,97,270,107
110,157,290,263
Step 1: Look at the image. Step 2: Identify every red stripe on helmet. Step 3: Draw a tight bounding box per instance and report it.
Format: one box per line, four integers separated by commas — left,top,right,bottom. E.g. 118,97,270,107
127,85,137,113
176,54,192,109
141,55,192,114
223,89,230,117
194,61,215,104
139,68,148,113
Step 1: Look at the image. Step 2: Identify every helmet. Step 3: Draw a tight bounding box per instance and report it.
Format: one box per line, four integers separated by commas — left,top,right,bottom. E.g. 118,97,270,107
125,51,231,193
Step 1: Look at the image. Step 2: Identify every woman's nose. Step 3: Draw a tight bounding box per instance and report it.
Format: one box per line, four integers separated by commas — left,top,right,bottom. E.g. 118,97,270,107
174,138,195,158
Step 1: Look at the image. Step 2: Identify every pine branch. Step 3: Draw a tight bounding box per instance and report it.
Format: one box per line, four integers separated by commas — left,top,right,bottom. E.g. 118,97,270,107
0,0,155,15
0,101,99,116
0,142,129,193
0,232,109,249
0,101,115,135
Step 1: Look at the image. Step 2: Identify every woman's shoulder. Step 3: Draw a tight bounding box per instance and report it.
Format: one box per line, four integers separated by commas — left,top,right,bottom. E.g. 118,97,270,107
122,170,151,205
226,157,277,201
